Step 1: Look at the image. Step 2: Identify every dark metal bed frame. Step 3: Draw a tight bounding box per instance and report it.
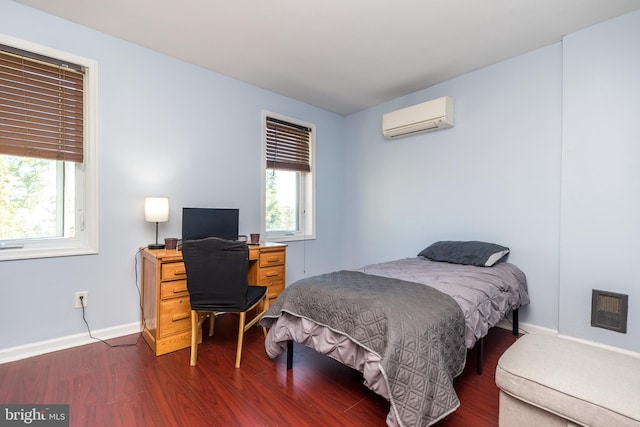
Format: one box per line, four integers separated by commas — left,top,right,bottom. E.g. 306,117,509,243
285,308,519,375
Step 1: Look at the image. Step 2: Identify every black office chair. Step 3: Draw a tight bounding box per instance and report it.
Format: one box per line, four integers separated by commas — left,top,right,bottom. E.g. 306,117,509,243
182,237,269,367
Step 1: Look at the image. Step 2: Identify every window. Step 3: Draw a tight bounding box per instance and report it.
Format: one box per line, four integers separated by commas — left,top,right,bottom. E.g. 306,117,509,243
262,111,315,242
0,36,97,261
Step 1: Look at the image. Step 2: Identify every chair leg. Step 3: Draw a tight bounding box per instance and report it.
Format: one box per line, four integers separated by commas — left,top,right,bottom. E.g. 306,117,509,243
235,312,246,368
262,296,269,337
208,312,215,337
190,310,199,366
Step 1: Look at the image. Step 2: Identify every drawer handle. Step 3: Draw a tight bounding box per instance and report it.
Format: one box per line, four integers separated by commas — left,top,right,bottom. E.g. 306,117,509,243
266,258,279,263
172,313,189,322
174,269,186,276
266,272,279,278
173,287,188,293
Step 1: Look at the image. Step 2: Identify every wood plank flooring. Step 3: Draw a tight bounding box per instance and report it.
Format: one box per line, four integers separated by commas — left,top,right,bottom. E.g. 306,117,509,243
0,315,518,426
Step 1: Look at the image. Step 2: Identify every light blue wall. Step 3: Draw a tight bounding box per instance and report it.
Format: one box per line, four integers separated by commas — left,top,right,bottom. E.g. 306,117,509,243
341,10,640,352
0,1,345,349
560,10,640,351
342,44,563,332
2,1,639,354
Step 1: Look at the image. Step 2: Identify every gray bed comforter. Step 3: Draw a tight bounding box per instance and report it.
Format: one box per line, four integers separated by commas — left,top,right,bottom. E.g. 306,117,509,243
260,270,466,427
358,257,529,348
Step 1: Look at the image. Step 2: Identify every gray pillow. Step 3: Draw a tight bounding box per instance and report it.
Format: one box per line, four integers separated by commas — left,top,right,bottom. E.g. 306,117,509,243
418,241,509,267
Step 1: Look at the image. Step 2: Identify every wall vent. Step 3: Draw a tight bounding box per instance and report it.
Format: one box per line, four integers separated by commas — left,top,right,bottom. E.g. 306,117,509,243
591,289,628,333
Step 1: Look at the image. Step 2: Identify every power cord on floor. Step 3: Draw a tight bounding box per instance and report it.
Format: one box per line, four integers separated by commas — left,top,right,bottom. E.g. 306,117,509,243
77,247,148,348
78,295,140,348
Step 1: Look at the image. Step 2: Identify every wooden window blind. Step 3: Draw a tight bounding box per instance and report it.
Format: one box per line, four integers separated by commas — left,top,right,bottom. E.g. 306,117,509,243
0,45,85,163
266,117,311,172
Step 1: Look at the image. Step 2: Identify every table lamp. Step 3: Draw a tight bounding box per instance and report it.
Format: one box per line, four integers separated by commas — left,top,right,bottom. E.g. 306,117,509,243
144,197,169,249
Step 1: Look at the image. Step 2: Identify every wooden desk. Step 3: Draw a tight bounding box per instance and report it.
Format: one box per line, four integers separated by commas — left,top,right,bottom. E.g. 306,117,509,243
141,242,286,356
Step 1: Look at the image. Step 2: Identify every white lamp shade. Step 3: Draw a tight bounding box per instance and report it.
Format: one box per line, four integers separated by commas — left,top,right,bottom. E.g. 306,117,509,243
144,197,169,222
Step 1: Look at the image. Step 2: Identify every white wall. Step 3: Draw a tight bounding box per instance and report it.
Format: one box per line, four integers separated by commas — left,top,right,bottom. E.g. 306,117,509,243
560,10,640,351
342,44,563,332
0,1,346,351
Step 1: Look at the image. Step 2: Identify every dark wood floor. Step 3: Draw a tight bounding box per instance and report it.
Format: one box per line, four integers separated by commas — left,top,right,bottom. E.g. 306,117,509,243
0,316,518,426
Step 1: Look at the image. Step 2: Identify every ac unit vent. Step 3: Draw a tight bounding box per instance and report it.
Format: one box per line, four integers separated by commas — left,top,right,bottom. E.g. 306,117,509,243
382,96,454,139
591,289,628,333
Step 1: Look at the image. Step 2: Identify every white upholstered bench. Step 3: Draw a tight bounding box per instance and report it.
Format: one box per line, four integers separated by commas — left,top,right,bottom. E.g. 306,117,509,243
495,333,640,427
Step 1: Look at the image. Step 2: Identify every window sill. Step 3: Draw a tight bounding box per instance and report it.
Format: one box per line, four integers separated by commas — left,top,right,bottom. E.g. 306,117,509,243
267,234,316,244
0,246,98,262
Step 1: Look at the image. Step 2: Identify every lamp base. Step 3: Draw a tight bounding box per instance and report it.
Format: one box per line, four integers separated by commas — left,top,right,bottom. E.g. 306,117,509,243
148,243,165,249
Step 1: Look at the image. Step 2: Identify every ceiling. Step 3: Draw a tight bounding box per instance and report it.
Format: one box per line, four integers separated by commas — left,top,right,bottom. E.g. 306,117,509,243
15,0,640,115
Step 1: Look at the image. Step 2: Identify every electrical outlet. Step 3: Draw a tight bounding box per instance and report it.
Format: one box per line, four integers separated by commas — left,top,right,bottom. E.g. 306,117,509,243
74,291,88,308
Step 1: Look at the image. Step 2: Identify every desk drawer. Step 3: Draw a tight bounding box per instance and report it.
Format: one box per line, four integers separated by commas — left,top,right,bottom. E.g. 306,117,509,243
258,265,285,284
266,281,285,299
259,251,285,268
159,297,191,337
160,279,189,299
162,262,187,281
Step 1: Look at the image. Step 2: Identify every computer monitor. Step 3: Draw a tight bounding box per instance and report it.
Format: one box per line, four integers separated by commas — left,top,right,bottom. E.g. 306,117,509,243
181,208,239,242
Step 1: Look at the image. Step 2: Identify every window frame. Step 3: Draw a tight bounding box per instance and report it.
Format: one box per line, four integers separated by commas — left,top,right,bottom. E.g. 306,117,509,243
0,35,98,261
261,110,315,243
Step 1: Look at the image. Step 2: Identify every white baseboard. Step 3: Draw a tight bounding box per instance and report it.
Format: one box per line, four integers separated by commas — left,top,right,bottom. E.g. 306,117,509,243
494,319,640,358
5,320,636,365
495,318,558,336
0,322,141,364
557,334,640,359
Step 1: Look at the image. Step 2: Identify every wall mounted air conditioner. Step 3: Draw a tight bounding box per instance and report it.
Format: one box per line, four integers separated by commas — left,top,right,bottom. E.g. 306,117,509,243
382,96,454,139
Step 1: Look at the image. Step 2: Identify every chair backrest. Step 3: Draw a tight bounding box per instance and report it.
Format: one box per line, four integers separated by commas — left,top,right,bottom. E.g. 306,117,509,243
182,237,249,311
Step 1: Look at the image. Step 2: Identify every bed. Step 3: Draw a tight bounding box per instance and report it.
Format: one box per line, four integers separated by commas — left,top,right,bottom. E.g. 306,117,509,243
260,241,529,427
